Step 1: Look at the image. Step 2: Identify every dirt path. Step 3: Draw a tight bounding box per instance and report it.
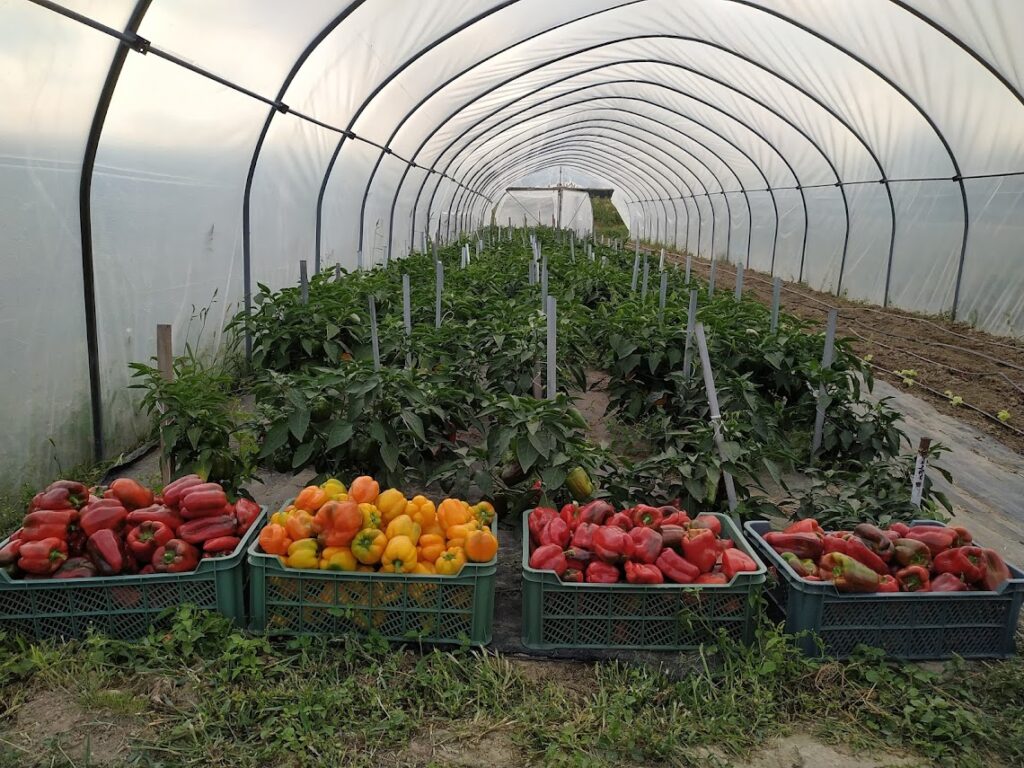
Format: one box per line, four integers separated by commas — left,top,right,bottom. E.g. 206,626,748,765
664,250,1024,456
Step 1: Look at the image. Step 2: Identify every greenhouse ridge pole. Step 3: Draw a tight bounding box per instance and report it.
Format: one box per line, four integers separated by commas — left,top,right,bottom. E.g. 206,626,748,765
78,0,153,462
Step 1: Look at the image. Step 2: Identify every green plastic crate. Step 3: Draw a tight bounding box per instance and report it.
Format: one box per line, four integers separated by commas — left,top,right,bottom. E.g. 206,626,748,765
522,512,766,650
746,520,1024,660
248,514,497,645
0,509,265,641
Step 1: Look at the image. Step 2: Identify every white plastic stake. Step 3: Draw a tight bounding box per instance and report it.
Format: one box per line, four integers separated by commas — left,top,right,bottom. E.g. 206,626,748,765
435,261,444,328
541,263,548,315
546,296,557,400
734,263,745,299
685,252,692,284
910,437,932,507
770,276,782,332
811,309,838,458
694,322,738,513
631,253,640,292
682,289,698,380
334,264,341,281
709,259,717,295
570,236,575,261
402,274,412,336
368,296,380,372
659,248,665,272
299,260,308,304
658,271,668,322
641,257,650,300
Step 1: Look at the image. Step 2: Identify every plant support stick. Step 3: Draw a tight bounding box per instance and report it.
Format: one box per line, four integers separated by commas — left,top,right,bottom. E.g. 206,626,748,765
368,296,381,372
682,289,698,380
770,276,782,332
435,261,444,328
910,437,932,507
694,322,738,513
811,309,838,459
547,296,557,400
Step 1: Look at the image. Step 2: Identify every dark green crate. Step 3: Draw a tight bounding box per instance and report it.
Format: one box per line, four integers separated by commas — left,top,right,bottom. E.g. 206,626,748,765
522,512,766,651
745,520,1024,660
248,514,497,645
0,509,265,641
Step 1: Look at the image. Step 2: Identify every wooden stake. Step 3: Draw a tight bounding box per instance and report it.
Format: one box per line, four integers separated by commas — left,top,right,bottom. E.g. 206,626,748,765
156,324,173,484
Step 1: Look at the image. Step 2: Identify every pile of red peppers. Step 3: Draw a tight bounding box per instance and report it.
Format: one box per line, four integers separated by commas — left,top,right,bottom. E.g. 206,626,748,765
764,518,1013,593
528,501,758,585
0,475,261,580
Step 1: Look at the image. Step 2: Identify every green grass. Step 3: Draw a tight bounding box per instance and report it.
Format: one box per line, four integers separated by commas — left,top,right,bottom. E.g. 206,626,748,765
0,608,1020,767
590,195,629,242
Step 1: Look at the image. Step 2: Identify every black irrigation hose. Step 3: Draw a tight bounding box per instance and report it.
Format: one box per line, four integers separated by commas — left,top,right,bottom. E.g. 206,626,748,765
656,245,1024,438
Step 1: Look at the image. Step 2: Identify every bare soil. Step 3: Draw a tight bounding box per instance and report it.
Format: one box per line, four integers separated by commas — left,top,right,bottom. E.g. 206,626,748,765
676,253,1024,456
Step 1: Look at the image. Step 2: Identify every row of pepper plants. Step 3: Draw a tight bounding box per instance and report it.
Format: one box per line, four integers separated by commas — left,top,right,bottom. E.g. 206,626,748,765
131,226,951,525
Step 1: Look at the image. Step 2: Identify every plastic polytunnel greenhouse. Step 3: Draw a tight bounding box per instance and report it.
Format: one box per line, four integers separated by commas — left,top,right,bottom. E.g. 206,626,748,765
2,0,1024,492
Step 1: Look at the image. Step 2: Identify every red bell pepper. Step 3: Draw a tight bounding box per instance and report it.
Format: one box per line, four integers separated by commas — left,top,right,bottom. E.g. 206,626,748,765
605,512,633,531
695,573,728,585
0,538,22,568
929,572,968,592
933,546,985,583
593,526,633,564
86,529,124,575
563,547,593,571
125,504,183,532
658,524,686,551
571,522,598,550
17,538,68,575
578,500,613,526
822,534,850,557
683,528,718,573
630,504,663,529
784,518,824,535
179,484,229,518
628,526,662,564
853,523,895,562
540,517,570,548
30,483,88,512
161,474,204,507
877,574,899,593
721,549,757,580
951,526,973,547
893,538,932,568
560,569,584,583
843,536,889,575
895,565,930,592
691,514,722,537
234,498,261,533
54,556,97,579
888,522,910,537
203,535,241,555
528,507,558,545
109,478,154,510
624,561,663,584
655,549,698,583
763,531,823,560
152,539,200,573
781,552,817,578
980,548,1011,591
21,509,77,542
660,509,690,527
80,500,127,538
904,527,957,556
139,564,156,575
177,515,237,546
126,521,174,563
819,553,882,593
586,560,620,583
559,503,581,530
715,538,735,554
529,543,567,576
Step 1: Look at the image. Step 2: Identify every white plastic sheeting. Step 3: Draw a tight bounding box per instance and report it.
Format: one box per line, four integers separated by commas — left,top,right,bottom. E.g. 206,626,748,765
1,0,1023,490
493,187,593,237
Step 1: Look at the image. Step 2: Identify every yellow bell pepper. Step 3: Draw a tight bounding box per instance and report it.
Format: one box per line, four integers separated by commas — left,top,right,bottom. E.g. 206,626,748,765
412,561,435,574
437,498,472,531
285,538,320,570
380,535,418,573
376,489,408,526
407,495,437,529
356,565,375,573
319,546,357,571
470,500,496,527
320,478,348,500
351,528,387,565
359,503,382,531
417,533,445,563
445,521,481,543
270,507,294,527
385,514,421,544
435,546,466,576
422,522,444,538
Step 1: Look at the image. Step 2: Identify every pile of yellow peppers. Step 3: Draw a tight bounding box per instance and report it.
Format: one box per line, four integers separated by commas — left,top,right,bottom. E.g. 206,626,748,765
257,475,498,576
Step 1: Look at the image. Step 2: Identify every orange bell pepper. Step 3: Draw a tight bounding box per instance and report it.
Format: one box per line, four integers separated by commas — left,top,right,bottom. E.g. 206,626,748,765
348,476,380,505
407,495,437,529
417,533,446,563
294,485,329,512
465,529,498,562
376,489,408,526
437,498,472,532
258,524,291,556
314,500,362,547
284,509,317,542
